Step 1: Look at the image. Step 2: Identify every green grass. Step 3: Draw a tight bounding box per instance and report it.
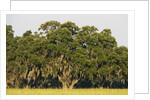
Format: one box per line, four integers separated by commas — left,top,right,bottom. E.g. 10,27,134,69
6,88,128,95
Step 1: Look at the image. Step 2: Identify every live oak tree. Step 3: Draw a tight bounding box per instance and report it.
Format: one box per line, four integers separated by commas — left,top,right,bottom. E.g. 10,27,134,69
41,22,86,89
6,21,128,89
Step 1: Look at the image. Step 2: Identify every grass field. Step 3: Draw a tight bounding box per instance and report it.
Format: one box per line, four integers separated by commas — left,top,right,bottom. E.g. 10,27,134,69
6,88,128,95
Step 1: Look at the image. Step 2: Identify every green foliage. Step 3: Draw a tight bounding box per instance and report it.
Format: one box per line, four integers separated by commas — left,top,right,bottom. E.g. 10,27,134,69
38,20,60,33
6,21,128,89
60,21,79,35
82,25,98,33
23,30,32,37
6,25,14,38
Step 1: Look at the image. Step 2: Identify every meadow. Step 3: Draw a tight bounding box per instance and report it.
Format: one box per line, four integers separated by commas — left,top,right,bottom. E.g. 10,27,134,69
6,89,128,95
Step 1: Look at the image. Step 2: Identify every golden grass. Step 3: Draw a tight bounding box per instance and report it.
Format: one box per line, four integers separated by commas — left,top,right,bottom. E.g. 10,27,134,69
6,88,128,95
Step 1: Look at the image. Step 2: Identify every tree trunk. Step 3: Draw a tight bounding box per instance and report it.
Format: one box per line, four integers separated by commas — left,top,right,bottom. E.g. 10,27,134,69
69,84,74,89
62,82,68,89
69,80,78,89
26,85,29,89
58,75,68,89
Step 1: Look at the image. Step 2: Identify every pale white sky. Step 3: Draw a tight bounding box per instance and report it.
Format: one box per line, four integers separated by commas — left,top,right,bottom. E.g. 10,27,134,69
6,14,128,47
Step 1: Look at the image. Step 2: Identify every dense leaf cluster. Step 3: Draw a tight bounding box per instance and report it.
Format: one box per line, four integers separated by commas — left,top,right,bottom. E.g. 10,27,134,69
6,21,128,89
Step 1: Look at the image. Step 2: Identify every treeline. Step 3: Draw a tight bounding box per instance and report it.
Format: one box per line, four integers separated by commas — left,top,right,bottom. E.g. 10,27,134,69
6,21,128,89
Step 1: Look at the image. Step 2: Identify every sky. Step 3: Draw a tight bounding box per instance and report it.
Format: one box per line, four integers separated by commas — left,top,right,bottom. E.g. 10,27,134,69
6,14,128,47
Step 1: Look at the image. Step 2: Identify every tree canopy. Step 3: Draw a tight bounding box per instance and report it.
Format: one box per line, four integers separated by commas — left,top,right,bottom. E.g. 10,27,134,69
6,21,128,89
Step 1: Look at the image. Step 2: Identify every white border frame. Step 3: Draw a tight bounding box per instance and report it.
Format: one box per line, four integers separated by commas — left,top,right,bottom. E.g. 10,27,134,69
0,0,10,10
0,10,135,100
